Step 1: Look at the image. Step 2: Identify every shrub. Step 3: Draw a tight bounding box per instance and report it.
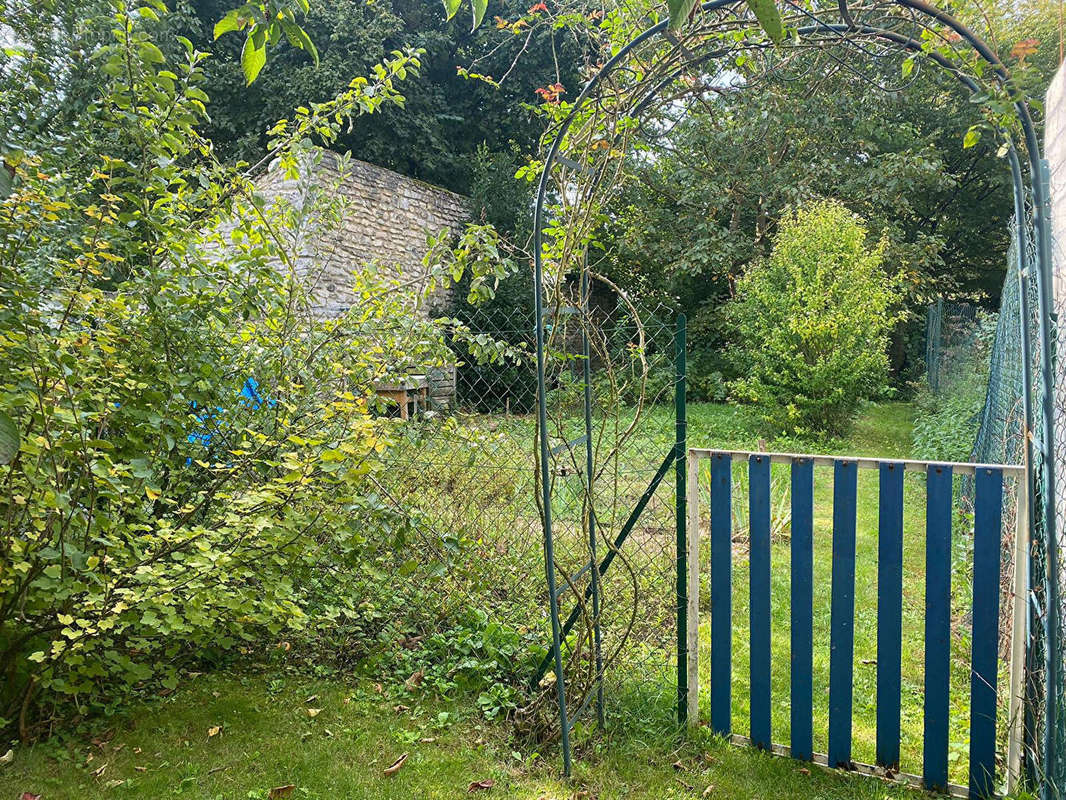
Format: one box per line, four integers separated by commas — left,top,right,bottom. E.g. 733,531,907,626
727,200,900,436
0,4,509,738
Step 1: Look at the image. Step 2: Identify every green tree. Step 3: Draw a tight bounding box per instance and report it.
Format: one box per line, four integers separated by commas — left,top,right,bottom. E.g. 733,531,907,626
181,0,580,195
727,200,900,435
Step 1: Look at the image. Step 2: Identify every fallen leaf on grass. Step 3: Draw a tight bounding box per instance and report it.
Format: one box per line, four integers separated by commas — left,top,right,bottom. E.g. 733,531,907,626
20,793,41,800
0,749,13,766
468,778,495,791
105,780,125,789
702,785,715,797
796,768,811,776
268,785,296,799
405,670,424,691
91,763,107,778
306,708,321,718
134,767,147,773
393,704,410,713
305,695,319,704
384,753,408,776
207,726,222,738
672,760,686,771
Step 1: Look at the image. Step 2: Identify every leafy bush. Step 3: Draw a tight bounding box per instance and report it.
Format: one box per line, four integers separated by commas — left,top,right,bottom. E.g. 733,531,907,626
727,200,900,435
0,3,514,738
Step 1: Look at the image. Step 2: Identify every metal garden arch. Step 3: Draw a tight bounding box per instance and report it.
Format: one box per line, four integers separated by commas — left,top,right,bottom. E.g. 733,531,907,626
529,1,1062,796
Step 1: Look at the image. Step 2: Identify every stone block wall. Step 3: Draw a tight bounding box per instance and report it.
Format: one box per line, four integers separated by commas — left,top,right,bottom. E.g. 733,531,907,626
257,149,470,318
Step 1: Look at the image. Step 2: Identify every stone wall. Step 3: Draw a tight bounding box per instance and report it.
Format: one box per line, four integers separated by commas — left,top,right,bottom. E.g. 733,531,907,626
257,149,469,318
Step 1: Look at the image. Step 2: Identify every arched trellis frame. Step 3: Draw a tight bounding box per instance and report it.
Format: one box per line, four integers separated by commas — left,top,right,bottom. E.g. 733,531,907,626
529,0,1062,794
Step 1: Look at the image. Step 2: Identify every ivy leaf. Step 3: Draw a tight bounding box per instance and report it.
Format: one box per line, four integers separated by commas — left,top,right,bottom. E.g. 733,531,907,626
0,410,18,465
241,35,267,85
744,0,784,44
963,126,981,149
471,0,489,31
442,0,462,21
667,0,699,30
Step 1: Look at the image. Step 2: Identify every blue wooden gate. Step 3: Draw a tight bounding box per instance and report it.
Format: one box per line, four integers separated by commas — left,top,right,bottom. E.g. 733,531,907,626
683,449,1028,799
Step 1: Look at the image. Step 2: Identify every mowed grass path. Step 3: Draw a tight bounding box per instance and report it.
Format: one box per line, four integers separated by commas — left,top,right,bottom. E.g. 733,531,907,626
0,672,922,800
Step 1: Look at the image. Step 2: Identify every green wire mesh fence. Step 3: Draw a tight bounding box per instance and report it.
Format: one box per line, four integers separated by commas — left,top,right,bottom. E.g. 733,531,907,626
926,204,1065,794
354,291,685,746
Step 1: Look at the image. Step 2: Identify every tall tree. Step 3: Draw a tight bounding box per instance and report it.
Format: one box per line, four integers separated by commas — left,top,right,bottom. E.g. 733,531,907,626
181,0,582,194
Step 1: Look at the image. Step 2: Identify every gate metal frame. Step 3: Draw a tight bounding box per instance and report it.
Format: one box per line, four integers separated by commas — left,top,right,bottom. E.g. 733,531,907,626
531,0,1060,793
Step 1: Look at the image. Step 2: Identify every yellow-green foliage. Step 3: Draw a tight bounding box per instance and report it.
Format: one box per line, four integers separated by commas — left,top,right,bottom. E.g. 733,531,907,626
728,200,900,436
0,2,460,737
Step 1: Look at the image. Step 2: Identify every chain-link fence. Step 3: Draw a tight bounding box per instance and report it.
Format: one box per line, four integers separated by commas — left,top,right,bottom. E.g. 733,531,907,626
346,285,685,746
915,191,1066,795
926,198,1065,794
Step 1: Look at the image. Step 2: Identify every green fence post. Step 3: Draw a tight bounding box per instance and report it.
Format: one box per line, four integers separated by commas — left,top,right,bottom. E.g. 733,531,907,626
676,313,688,726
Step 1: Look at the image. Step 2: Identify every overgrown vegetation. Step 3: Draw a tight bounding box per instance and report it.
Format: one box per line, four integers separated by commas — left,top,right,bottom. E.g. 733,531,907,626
0,0,1053,793
912,311,997,462
0,1,509,738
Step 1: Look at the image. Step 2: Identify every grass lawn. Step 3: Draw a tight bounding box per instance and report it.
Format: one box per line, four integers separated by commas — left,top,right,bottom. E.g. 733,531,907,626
1,401,1014,799
0,672,922,800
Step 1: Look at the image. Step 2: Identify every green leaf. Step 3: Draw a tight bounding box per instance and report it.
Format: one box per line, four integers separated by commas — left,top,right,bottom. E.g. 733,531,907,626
241,36,267,85
213,10,241,40
442,0,462,20
471,0,488,30
963,126,981,149
744,0,784,43
0,410,18,464
280,19,319,67
902,57,915,78
667,0,699,30
138,42,166,64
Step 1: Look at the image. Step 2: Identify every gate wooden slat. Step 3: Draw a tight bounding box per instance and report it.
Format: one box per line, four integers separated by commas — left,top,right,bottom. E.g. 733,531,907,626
710,453,733,736
790,457,814,761
969,467,1003,799
876,462,905,769
923,464,953,791
749,455,772,749
686,448,1021,796
828,460,857,768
